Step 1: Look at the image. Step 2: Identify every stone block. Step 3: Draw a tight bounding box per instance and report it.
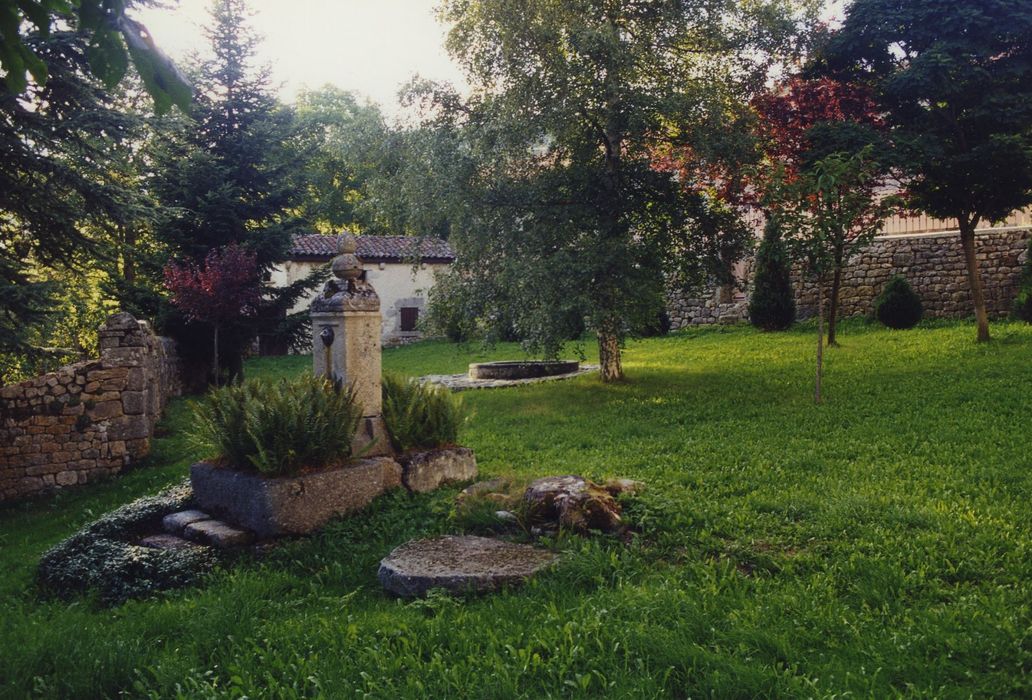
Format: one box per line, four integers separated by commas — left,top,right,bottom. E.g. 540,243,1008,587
163,509,213,535
400,447,478,494
122,391,147,416
89,401,123,421
55,471,78,486
183,519,254,548
190,457,396,538
382,458,403,490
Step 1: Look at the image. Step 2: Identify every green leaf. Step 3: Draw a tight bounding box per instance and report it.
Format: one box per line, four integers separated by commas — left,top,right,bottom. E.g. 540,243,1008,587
86,28,128,88
119,17,192,114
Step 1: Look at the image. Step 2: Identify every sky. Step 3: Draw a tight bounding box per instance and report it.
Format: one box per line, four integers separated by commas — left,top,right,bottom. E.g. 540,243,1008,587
133,0,468,118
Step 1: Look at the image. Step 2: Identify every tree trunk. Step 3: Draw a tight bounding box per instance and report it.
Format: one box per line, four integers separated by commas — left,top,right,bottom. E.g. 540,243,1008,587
597,325,624,383
959,215,991,342
815,281,824,405
827,265,842,347
213,324,220,387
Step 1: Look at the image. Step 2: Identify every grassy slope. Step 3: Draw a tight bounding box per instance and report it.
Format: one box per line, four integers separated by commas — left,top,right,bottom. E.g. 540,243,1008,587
1,321,1031,698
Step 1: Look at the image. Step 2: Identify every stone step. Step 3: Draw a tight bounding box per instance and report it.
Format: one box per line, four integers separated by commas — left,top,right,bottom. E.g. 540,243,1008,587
139,534,203,551
183,519,254,549
163,509,212,535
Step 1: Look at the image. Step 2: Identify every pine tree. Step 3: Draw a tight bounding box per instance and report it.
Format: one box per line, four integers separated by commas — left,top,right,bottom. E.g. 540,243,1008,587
0,32,149,362
148,0,318,383
748,219,796,331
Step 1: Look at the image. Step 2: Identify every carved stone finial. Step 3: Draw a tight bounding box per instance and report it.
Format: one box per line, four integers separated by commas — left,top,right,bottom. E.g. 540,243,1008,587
338,232,358,255
331,233,363,281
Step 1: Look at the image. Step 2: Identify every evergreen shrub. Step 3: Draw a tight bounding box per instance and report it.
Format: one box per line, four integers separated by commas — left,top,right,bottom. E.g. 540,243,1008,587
190,374,362,476
382,373,465,453
874,276,923,329
748,219,796,331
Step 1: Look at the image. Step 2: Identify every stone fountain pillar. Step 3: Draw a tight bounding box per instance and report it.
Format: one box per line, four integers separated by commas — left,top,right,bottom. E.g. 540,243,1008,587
311,234,391,457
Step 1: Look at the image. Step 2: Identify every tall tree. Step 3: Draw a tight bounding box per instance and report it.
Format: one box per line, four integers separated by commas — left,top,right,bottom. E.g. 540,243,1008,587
148,0,316,382
435,0,814,382
826,0,1032,342
0,31,149,361
294,86,389,234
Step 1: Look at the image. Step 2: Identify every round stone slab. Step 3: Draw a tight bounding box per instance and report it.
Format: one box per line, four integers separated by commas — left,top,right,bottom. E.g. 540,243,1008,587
378,535,558,598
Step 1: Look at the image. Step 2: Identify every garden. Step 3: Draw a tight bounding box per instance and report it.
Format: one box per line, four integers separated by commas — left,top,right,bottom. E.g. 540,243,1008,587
3,0,1032,697
3,320,1032,697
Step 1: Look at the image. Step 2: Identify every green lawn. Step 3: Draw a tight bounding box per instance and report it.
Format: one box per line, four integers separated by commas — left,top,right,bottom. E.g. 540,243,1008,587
2,320,1032,698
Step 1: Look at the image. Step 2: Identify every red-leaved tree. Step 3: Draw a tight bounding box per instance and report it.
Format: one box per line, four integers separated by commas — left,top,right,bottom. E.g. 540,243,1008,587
164,245,261,385
753,76,891,345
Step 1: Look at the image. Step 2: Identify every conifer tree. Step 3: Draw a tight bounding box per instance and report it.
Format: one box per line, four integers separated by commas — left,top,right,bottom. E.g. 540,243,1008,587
748,219,796,331
149,0,317,382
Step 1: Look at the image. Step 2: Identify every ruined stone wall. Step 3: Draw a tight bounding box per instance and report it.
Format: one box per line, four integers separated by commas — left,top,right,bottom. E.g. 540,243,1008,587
668,228,1030,327
0,313,182,502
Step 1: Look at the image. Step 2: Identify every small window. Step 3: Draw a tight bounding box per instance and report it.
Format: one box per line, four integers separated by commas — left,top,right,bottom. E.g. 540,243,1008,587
400,307,419,333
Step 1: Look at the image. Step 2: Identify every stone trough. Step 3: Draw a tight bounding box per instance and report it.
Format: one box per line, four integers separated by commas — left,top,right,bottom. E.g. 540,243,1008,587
468,360,580,381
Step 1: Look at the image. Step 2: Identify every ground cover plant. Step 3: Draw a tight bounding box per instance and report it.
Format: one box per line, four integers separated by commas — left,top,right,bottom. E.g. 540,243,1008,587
2,321,1031,697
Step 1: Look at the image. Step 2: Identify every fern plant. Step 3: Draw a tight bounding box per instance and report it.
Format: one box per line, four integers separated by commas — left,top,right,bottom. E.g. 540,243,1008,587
191,374,362,476
381,373,465,453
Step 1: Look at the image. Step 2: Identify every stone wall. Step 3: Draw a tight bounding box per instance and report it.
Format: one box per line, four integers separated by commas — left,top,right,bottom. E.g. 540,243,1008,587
0,313,182,503
668,228,1030,327
794,228,1030,319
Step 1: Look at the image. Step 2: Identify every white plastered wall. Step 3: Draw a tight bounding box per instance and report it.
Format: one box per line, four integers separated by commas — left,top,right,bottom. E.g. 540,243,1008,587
269,260,449,343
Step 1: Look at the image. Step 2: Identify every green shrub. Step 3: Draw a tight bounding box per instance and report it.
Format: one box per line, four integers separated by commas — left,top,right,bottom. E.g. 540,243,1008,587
382,373,465,453
190,374,362,476
37,481,217,604
1012,237,1032,323
874,276,923,329
749,219,796,331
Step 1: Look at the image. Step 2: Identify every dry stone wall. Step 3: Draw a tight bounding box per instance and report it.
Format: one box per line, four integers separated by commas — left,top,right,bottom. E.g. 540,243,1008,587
0,313,182,502
668,228,1030,328
794,229,1030,319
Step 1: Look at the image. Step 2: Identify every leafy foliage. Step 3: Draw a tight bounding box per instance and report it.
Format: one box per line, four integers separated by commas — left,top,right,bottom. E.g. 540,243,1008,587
428,0,813,381
749,219,796,331
0,32,150,359
190,374,362,476
1012,238,1032,323
0,0,191,112
824,0,1032,341
874,276,923,330
381,373,465,453
36,481,215,604
163,245,261,326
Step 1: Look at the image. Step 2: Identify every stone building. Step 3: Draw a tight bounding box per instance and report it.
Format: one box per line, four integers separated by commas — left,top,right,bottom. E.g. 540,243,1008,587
270,234,455,345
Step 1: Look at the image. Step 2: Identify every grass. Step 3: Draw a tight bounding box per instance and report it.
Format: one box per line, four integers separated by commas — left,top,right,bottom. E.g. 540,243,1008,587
2,319,1031,698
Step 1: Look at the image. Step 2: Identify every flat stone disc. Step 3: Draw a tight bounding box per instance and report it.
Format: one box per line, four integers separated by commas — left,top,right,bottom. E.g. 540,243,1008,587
378,535,558,598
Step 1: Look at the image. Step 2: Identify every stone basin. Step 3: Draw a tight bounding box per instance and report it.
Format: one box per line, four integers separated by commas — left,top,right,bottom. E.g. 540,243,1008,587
468,360,580,381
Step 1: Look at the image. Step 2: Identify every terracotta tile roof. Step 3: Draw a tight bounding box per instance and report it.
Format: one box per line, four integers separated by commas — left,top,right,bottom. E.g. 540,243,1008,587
288,234,455,263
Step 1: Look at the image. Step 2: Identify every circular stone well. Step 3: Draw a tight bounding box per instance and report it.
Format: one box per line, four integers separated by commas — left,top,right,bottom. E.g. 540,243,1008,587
468,360,579,381
378,535,558,597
